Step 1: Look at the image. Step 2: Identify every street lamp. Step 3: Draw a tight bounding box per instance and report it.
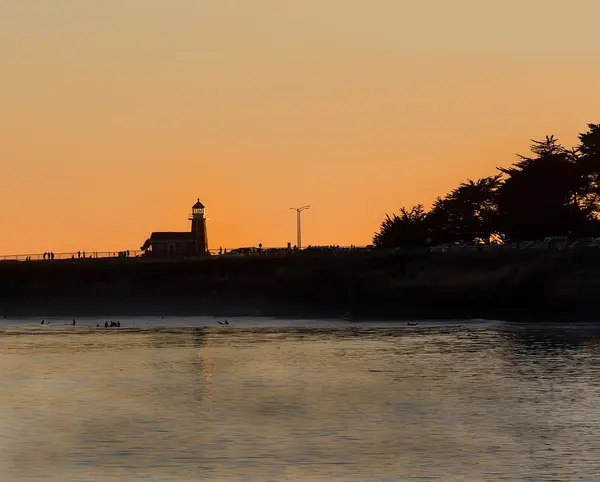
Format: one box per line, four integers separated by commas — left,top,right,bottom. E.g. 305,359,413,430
290,205,310,249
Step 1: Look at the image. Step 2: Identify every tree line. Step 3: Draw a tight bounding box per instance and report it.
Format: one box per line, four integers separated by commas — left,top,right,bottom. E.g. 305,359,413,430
373,123,600,248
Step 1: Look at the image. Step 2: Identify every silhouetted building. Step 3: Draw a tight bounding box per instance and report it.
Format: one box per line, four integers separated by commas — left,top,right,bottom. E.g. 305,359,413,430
190,199,209,256
141,199,209,257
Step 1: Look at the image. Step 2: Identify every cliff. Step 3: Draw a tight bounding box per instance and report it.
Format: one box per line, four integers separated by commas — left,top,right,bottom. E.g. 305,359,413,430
1,249,599,320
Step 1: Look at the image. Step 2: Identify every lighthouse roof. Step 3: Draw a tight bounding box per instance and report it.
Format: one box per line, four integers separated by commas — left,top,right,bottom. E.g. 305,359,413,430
192,199,204,209
149,232,194,243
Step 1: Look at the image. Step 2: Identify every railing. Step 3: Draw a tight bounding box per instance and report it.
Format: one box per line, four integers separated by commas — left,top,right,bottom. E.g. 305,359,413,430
0,246,370,262
0,250,142,262
5,240,598,262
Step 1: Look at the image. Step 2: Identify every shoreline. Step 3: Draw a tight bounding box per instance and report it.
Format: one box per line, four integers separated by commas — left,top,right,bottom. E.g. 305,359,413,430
1,299,597,323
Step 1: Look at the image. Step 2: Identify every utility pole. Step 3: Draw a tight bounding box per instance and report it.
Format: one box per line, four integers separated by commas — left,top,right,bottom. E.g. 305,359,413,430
289,205,310,249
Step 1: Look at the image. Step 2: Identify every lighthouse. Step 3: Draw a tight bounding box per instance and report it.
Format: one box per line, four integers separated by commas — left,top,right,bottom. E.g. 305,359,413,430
189,198,208,256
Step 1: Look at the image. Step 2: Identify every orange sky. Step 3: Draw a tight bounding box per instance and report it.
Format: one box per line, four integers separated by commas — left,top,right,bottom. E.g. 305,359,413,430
1,0,599,254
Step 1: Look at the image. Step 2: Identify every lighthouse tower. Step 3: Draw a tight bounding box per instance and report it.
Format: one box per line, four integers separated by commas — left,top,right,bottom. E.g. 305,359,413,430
189,199,208,256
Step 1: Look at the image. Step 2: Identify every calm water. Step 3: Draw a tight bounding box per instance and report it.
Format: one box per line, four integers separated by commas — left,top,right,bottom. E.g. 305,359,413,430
1,316,600,481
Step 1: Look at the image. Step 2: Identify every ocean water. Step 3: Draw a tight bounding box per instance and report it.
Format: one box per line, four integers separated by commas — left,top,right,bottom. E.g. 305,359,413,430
0,316,599,481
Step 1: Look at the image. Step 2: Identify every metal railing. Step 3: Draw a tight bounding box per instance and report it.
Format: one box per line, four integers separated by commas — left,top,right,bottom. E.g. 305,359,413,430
0,250,142,262
0,246,370,262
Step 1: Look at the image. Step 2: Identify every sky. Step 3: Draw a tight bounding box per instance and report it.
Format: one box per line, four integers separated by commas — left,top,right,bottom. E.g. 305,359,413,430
1,0,599,254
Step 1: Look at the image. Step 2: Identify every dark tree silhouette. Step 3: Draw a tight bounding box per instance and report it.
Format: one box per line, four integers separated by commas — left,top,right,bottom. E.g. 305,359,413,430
428,176,501,244
575,124,600,230
374,124,600,248
495,136,589,240
373,205,429,248
577,124,600,159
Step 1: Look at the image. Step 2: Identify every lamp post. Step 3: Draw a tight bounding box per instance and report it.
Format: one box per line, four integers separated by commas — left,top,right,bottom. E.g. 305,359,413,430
290,205,310,249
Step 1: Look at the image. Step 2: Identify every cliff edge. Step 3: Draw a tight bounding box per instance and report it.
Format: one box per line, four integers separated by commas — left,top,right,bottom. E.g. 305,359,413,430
1,250,598,320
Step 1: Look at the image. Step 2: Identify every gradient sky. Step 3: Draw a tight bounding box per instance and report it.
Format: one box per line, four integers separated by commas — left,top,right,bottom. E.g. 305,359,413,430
1,0,599,254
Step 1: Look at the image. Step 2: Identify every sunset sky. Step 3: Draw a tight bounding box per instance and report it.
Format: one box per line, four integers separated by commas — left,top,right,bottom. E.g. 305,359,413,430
1,0,599,255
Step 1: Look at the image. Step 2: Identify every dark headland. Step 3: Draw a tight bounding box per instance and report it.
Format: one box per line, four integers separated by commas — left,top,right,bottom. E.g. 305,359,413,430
1,248,599,321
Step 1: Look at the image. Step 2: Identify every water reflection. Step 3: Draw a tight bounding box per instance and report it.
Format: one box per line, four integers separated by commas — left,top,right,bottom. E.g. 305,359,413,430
0,323,600,480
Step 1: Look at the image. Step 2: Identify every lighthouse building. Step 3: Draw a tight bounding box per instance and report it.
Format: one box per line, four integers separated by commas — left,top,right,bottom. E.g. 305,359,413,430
141,199,209,257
